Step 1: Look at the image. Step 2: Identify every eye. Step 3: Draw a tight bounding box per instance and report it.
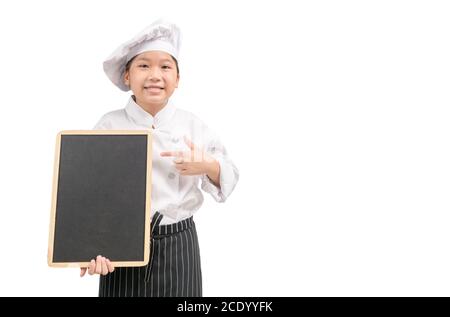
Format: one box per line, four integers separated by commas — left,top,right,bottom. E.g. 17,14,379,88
138,64,149,68
162,65,171,70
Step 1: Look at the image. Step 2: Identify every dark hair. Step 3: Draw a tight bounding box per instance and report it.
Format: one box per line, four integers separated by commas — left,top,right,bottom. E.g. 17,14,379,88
125,54,179,75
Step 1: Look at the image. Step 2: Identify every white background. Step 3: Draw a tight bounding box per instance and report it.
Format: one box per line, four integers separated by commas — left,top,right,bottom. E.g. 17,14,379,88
0,0,449,296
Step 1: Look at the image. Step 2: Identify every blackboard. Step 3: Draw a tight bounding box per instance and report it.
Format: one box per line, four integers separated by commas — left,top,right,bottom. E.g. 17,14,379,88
48,130,152,268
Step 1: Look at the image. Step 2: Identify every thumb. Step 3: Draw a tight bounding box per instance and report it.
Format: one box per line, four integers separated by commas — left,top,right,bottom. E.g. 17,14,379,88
184,135,196,150
80,267,87,277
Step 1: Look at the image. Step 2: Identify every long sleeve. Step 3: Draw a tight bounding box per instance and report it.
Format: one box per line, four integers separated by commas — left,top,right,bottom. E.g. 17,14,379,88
92,98,237,224
200,137,239,203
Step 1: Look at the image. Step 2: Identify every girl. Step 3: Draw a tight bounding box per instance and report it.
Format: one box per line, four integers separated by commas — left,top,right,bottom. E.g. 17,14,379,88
79,19,239,297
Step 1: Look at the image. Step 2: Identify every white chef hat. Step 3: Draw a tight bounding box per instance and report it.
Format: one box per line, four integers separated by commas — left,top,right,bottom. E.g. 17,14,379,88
103,19,181,91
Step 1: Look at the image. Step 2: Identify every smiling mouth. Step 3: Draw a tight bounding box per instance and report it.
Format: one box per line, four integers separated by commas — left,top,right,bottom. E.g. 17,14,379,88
144,86,164,90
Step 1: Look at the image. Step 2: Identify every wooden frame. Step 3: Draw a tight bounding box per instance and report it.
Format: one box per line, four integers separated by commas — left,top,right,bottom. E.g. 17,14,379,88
48,130,152,268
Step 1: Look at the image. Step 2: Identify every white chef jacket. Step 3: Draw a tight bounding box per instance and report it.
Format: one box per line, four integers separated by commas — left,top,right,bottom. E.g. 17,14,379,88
94,96,239,225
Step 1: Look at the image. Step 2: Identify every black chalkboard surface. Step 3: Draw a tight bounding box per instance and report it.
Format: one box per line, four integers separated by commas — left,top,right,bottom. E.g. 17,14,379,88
48,130,152,268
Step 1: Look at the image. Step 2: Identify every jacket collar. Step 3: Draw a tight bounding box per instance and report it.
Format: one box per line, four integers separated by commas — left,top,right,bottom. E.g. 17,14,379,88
125,96,176,129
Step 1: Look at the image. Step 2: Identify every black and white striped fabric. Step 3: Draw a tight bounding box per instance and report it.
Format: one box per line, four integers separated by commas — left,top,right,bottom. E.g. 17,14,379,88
98,212,202,297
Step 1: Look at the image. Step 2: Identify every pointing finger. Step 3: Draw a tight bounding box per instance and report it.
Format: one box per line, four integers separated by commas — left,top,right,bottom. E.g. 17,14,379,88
160,151,184,157
183,136,196,150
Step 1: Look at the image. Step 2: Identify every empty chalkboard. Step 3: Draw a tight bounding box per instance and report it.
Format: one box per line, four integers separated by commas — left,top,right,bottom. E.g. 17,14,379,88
48,130,152,268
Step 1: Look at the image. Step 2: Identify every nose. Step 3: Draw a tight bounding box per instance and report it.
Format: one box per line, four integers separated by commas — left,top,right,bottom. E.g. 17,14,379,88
148,67,163,81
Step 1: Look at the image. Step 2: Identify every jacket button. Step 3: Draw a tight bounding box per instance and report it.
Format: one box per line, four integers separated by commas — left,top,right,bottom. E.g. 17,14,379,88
168,172,176,179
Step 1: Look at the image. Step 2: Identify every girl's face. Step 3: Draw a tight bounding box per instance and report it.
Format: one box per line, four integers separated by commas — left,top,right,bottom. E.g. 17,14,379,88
124,51,179,112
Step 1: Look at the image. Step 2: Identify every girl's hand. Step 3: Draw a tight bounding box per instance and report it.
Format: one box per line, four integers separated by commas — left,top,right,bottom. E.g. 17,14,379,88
80,255,115,277
160,136,220,181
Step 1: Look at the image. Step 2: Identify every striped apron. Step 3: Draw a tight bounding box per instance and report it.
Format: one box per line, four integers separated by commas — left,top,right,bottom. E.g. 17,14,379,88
98,212,202,297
